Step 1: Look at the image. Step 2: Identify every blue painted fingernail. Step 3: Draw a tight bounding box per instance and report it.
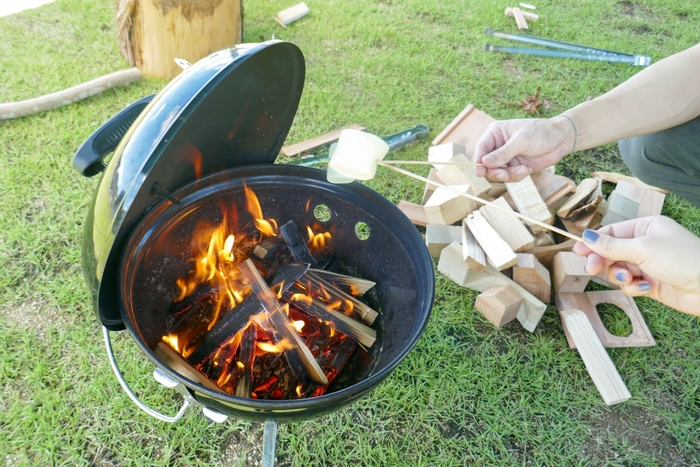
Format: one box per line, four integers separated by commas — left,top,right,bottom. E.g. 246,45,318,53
638,282,651,292
615,272,625,283
582,229,600,243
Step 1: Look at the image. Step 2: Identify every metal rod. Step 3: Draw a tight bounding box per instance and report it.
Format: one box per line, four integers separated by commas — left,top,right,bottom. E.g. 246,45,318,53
485,28,636,57
484,44,651,66
262,419,278,467
377,162,583,242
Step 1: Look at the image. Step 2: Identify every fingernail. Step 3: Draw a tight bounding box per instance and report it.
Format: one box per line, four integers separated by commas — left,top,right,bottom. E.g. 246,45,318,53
615,272,625,283
582,229,600,243
515,166,529,177
638,282,651,292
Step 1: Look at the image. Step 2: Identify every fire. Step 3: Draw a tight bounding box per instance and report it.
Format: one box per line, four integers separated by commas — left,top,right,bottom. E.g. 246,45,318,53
307,226,332,254
162,334,180,352
257,342,284,353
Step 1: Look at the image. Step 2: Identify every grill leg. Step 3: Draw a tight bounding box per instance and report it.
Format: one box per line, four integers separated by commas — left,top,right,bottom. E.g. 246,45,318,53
262,418,278,467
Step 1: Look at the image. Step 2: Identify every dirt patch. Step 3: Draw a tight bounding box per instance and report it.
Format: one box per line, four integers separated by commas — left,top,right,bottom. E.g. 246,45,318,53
581,405,690,466
617,1,653,19
215,425,266,467
0,298,62,338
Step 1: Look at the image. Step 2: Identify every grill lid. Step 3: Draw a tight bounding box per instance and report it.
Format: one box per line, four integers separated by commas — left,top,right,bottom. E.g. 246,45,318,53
79,41,305,329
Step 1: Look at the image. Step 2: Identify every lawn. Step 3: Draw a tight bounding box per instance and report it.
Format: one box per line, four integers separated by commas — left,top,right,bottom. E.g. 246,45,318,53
1,0,699,466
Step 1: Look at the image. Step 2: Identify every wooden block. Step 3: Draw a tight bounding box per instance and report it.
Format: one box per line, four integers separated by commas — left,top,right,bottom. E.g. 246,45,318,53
437,241,477,286
590,171,669,194
530,170,577,208
512,253,551,303
512,7,529,29
552,252,590,293
557,178,600,219
475,285,524,327
424,185,476,225
505,176,554,232
275,2,309,27
559,308,632,406
465,211,518,271
555,290,655,348
561,209,601,238
436,155,492,197
398,200,428,226
533,231,555,247
519,2,536,9
422,168,441,204
461,264,547,332
428,143,466,170
462,221,486,271
529,239,575,268
426,224,462,258
479,197,535,252
600,191,639,226
505,6,539,21
614,181,666,218
155,343,221,392
432,104,496,159
280,124,365,156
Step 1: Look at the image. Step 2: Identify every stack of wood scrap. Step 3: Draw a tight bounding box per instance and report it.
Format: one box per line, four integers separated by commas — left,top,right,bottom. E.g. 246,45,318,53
399,103,666,404
399,104,668,327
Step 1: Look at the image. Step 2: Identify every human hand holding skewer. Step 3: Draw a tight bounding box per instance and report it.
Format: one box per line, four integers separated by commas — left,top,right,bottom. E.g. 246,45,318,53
327,129,582,242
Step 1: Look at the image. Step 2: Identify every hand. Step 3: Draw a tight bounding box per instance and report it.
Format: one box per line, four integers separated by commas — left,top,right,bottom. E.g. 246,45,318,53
573,216,700,316
474,116,576,182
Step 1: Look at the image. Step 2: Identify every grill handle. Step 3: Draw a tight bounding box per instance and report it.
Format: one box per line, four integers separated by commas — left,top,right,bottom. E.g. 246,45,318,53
102,326,193,423
73,94,155,177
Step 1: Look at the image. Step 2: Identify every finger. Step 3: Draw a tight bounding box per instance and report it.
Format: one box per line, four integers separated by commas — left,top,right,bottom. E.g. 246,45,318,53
581,229,649,264
583,253,608,276
592,217,654,239
573,241,592,256
607,263,633,286
483,165,532,182
619,277,656,298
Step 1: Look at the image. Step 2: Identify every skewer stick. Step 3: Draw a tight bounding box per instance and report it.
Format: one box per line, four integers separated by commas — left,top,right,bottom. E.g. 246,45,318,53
377,162,583,242
381,160,485,167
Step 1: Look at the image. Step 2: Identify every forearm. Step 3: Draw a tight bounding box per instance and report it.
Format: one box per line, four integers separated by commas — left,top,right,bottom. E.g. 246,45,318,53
562,42,700,151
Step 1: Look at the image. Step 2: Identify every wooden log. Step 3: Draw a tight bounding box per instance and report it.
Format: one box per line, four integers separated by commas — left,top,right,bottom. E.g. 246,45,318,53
275,2,309,27
428,143,467,169
555,291,655,348
552,252,590,294
530,239,575,268
590,171,669,194
280,124,365,156
234,325,257,398
512,253,551,303
479,197,535,252
465,211,518,271
505,176,554,233
559,308,631,406
398,200,429,226
424,185,477,225
461,221,486,271
475,285,523,327
0,68,142,120
155,342,222,392
426,224,463,258
280,220,319,268
512,7,529,29
120,0,242,79
431,104,496,159
436,155,493,198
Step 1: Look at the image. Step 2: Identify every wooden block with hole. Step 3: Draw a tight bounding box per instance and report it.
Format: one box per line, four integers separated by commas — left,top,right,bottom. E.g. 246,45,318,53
465,211,518,271
479,197,535,252
559,308,631,406
512,253,551,303
428,143,467,170
552,251,590,293
475,285,523,327
432,104,496,159
555,290,655,348
462,220,486,270
424,185,476,225
425,224,462,258
422,168,441,204
398,200,428,226
436,155,492,197
505,176,554,233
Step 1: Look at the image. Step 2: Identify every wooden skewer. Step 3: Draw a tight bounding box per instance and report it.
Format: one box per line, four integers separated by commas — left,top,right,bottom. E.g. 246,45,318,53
381,160,485,167
377,162,583,242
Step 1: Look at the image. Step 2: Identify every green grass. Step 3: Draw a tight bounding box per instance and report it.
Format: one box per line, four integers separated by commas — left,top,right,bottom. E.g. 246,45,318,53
2,0,700,465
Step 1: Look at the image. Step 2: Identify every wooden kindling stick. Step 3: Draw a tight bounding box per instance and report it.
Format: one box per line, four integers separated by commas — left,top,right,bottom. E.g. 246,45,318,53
381,160,485,167
378,162,583,242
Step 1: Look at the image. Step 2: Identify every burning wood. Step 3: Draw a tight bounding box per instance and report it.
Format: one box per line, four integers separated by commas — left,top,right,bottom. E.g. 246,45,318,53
159,184,379,399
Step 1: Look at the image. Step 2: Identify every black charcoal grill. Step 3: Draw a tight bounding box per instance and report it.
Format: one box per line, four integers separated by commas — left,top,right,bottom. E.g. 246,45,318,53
74,41,434,428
